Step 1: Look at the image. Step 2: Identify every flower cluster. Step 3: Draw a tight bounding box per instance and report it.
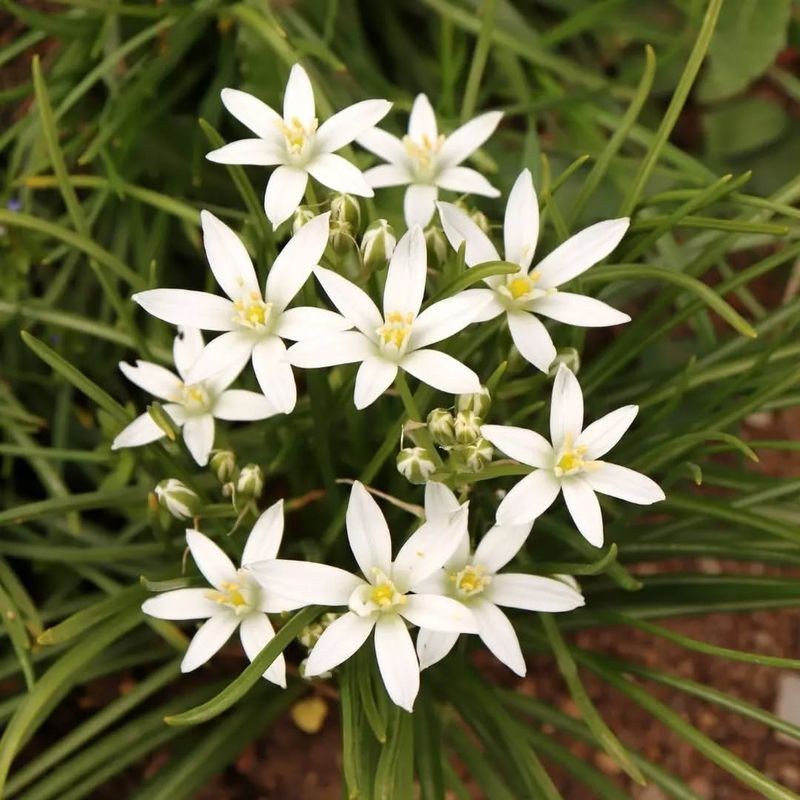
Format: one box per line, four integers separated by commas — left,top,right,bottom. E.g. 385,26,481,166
116,63,666,711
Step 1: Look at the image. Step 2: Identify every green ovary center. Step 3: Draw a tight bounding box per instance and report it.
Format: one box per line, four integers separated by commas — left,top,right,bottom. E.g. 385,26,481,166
451,564,491,598
377,311,413,355
179,382,209,412
234,293,273,331
554,437,589,477
403,133,445,181
503,271,542,302
276,115,318,157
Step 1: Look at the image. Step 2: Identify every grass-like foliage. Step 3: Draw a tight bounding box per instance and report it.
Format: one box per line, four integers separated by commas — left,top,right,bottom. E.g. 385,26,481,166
2,1,800,798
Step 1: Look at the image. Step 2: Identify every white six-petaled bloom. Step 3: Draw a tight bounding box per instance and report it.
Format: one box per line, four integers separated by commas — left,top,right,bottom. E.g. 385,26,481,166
358,93,502,227
141,500,298,686
438,169,630,372
481,363,665,547
207,63,392,229
414,484,583,676
132,211,349,415
111,327,275,466
287,226,489,409
250,481,477,712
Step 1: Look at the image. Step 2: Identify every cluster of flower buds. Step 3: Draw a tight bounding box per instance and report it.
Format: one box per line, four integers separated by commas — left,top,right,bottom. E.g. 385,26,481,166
360,218,396,272
210,450,265,513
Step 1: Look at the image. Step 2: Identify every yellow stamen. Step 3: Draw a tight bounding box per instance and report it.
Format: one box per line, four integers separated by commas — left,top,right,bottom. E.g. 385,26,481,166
276,116,318,156
208,581,248,608
371,583,396,607
507,271,541,301
233,294,272,330
451,564,491,598
402,133,445,180
376,311,414,353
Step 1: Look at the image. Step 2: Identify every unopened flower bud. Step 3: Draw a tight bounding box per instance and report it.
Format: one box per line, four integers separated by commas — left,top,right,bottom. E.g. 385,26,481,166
456,386,491,418
462,437,493,472
236,463,264,501
424,225,449,267
470,208,491,234
292,206,316,234
330,193,361,230
210,449,236,483
360,219,396,271
453,410,482,445
329,220,355,254
297,612,340,650
155,479,200,520
554,574,582,593
396,447,436,484
427,408,456,447
549,347,580,376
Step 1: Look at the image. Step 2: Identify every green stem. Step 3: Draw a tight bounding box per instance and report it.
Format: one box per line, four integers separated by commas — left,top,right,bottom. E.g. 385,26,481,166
460,0,497,121
394,372,444,469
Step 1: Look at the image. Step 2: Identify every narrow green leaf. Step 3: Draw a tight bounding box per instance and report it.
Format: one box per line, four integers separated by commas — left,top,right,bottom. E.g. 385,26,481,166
0,487,146,527
164,606,320,725
427,260,518,304
0,583,35,691
374,706,414,800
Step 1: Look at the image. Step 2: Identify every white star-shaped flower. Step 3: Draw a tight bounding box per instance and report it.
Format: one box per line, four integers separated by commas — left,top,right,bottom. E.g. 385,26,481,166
287,226,489,409
250,481,477,712
414,484,584,676
481,364,665,546
142,500,299,686
132,211,349,415
111,327,275,466
357,93,502,227
438,169,631,372
207,63,392,229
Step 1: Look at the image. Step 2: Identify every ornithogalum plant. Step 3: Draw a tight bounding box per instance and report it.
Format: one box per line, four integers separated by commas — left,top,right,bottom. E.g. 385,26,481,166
3,2,800,799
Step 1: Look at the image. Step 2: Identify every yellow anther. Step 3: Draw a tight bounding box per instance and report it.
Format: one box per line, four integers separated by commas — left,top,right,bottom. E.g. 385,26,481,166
402,133,445,180
371,583,395,607
207,581,248,609
377,311,414,353
234,297,272,330
506,271,541,301
555,444,588,476
451,564,491,598
276,116,318,155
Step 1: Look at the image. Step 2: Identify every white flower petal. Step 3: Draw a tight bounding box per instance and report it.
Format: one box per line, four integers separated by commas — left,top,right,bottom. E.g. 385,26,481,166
576,405,638,460
200,210,260,303
409,289,491,350
206,138,285,166
504,169,539,271
531,292,630,327
250,559,363,608
473,523,533,573
185,330,255,385
283,63,315,125
437,166,500,197
394,508,469,589
495,470,561,526
423,482,460,521
486,573,585,612
585,462,665,505
264,165,309,230
252,336,296,414
141,588,220,620
287,330,375,368
213,390,276,421
266,212,331,311
535,218,630,288
416,628,459,670
182,414,215,466
401,349,481,395
408,93,437,141
354,357,398,409
161,403,187,425
132,289,235,332
111,413,167,450
181,612,239,672
436,201,500,268
439,110,503,168
400,594,476,633
305,611,375,676
562,477,604,547
314,266,382,337
374,613,419,712
364,163,411,188
119,361,180,401
507,310,556,373
479,424,553,469
404,184,438,228
307,153,373,196
383,226,427,317
356,127,408,165
550,364,584,450
470,291,505,321
471,598,526,677
220,87,282,139
347,481,393,578
275,306,351,341
173,327,205,382
242,500,284,565
240,612,286,687
316,99,393,153
186,529,238,590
